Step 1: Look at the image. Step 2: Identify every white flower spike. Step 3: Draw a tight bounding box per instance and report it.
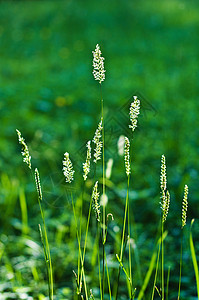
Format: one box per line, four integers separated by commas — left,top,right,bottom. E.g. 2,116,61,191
83,141,91,181
92,44,106,84
63,152,75,183
93,117,103,163
129,96,140,132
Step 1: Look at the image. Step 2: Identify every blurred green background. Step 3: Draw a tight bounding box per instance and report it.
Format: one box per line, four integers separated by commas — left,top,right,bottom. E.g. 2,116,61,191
1,0,199,299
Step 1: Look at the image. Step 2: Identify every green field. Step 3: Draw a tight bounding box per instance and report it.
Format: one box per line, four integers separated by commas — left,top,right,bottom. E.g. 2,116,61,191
1,0,199,299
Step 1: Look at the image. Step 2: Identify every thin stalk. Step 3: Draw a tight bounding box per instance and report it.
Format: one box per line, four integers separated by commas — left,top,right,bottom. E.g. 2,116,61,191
105,251,112,300
151,243,161,300
78,182,85,291
177,230,183,300
129,150,142,285
115,176,130,300
34,168,53,300
166,266,170,300
38,224,51,299
189,219,199,299
71,194,88,300
115,266,121,300
32,168,54,300
120,175,130,261
127,175,132,295
161,218,164,300
151,228,168,300
38,197,53,300
116,254,133,296
97,224,103,300
79,193,93,292
100,84,105,300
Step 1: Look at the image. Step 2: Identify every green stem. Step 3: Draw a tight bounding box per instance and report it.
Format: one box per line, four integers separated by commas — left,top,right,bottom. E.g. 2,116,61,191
72,194,88,300
177,229,183,300
127,175,132,297
161,219,164,300
151,221,163,300
78,182,85,291
105,251,112,300
33,168,53,300
190,219,199,300
38,197,53,300
97,224,103,300
100,83,105,300
151,243,161,300
115,175,130,300
166,266,170,300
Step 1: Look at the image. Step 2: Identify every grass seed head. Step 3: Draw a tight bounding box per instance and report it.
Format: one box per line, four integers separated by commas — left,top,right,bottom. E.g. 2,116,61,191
160,155,170,222
93,117,103,163
182,184,188,228
63,152,75,183
162,190,170,223
160,154,167,191
16,129,31,169
92,181,101,222
129,96,140,132
35,168,42,201
83,141,91,181
92,44,106,84
124,137,131,176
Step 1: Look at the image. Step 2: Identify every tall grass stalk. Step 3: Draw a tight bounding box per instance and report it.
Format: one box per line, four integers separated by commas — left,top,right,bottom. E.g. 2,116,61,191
178,184,188,299
100,85,106,300
151,231,167,300
16,130,53,300
105,251,112,300
127,178,132,290
161,219,164,300
79,192,94,295
115,174,130,299
77,183,85,293
166,267,170,300
97,225,103,300
190,219,199,300
71,194,88,300
35,168,53,300
79,139,92,288
92,43,106,300
159,155,170,300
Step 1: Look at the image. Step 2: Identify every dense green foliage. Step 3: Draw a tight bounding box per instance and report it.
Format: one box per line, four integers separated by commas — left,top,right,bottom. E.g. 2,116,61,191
1,0,199,299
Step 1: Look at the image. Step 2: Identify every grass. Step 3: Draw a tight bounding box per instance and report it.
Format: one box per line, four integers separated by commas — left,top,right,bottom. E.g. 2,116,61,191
1,0,199,299
14,43,196,300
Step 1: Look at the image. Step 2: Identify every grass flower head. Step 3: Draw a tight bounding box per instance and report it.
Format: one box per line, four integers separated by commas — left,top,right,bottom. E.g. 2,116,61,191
182,184,188,228
92,44,106,84
162,190,170,223
160,154,167,192
83,141,91,181
16,129,31,169
129,96,140,132
63,152,75,183
92,181,101,222
160,154,170,222
93,117,103,163
35,168,42,201
124,137,131,176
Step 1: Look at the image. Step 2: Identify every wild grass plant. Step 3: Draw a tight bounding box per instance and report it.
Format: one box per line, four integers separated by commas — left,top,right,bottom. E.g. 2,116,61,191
16,44,199,300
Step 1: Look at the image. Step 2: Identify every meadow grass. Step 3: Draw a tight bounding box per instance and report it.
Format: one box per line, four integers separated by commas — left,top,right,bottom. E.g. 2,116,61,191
15,44,199,300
